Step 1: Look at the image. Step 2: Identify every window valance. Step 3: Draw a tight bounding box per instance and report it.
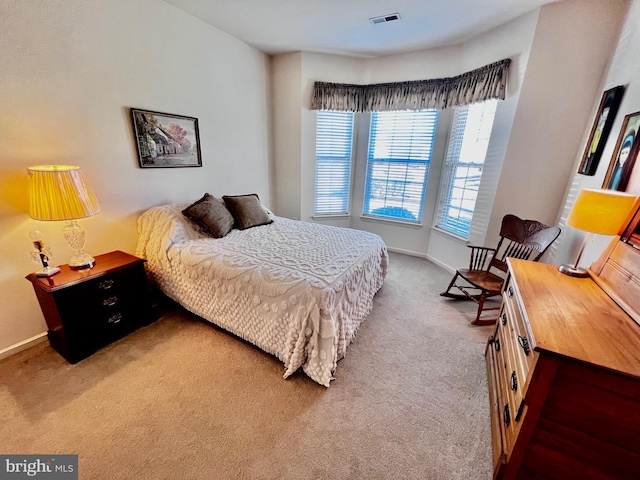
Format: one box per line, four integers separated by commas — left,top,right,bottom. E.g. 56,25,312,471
311,58,511,112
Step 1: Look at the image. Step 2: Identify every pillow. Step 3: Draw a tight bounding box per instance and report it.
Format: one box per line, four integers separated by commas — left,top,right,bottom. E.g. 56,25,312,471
223,194,273,230
182,193,235,238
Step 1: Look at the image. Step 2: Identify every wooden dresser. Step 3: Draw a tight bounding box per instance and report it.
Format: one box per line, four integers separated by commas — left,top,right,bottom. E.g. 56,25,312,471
26,250,155,363
485,249,640,479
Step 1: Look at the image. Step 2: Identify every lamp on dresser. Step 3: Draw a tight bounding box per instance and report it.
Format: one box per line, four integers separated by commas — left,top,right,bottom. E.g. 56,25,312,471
559,188,637,277
27,165,101,269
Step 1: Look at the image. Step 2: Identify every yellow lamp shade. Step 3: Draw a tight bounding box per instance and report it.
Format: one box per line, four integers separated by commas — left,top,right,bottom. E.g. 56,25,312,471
28,165,101,221
566,188,637,235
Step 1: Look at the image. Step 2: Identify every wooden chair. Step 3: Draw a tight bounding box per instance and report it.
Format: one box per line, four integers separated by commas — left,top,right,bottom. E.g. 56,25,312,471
440,214,561,325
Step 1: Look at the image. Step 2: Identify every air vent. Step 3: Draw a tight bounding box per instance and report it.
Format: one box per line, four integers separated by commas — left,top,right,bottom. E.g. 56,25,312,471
369,13,400,25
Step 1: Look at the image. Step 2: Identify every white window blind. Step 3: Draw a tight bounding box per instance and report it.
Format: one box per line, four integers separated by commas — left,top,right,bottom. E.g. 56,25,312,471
314,111,355,215
435,100,498,237
363,110,438,222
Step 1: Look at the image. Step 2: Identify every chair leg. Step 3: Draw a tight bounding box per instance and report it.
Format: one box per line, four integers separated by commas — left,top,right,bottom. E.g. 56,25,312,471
471,292,498,326
440,272,465,298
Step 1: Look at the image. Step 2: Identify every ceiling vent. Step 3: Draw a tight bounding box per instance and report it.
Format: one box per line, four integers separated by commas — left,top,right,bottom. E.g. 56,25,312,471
369,13,401,25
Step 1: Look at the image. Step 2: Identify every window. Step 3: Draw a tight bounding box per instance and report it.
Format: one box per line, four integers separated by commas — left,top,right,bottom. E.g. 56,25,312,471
435,100,498,237
314,111,355,215
363,110,438,222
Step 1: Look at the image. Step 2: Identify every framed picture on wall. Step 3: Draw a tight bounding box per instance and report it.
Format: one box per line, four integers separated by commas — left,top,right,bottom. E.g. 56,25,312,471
577,85,624,176
602,111,640,192
131,108,202,168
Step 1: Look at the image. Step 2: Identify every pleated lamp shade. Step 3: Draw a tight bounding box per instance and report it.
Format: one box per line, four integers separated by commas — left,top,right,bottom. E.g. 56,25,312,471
559,188,638,277
28,165,101,221
566,188,637,235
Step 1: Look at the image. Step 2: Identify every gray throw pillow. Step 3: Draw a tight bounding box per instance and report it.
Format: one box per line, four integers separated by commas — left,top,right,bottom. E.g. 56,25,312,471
182,193,235,238
222,194,273,230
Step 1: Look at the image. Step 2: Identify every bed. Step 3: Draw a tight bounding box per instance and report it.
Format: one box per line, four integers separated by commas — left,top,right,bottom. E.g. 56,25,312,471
136,200,388,386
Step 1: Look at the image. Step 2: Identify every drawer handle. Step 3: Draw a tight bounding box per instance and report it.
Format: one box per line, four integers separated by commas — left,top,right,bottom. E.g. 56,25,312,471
503,404,511,427
107,313,123,324
508,286,514,298
103,296,118,307
518,335,531,356
501,313,507,326
494,338,501,352
510,371,518,392
515,400,525,422
99,279,115,290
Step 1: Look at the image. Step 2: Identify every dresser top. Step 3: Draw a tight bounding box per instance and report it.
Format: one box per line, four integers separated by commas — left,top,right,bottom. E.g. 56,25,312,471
508,257,640,379
25,250,145,293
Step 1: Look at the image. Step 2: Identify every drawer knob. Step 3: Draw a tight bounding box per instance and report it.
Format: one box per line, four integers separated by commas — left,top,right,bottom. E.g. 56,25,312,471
501,313,507,326
503,404,511,426
510,371,518,391
508,286,514,298
494,338,501,352
103,296,118,307
99,279,115,290
518,335,531,356
107,313,123,324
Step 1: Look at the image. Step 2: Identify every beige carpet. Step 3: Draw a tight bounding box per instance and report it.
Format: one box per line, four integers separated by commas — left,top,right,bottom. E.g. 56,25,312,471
0,252,498,479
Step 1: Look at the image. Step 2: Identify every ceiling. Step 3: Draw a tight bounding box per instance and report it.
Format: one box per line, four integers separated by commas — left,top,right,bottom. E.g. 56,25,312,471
163,0,561,58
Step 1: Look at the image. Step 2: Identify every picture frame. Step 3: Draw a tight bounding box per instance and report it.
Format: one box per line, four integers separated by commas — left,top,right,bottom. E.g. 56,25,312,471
577,86,624,176
131,108,202,168
602,111,640,192
622,203,640,251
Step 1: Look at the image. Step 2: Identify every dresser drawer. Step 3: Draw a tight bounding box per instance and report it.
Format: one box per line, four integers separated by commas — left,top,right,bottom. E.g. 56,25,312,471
55,265,147,306
501,277,536,379
486,334,506,474
492,323,519,453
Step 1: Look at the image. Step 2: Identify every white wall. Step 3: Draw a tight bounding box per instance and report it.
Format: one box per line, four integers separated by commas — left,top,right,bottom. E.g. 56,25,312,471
550,0,638,269
0,0,271,354
490,0,629,253
271,52,303,219
271,10,539,260
271,0,630,273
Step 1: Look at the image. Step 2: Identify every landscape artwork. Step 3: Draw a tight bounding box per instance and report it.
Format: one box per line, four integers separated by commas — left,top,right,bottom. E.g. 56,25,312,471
131,108,202,168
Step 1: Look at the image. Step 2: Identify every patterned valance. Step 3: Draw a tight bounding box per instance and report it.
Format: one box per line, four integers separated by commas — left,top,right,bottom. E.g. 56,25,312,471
311,58,511,112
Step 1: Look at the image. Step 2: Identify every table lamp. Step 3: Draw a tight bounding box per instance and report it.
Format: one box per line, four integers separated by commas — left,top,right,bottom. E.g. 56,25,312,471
559,188,637,277
28,165,102,269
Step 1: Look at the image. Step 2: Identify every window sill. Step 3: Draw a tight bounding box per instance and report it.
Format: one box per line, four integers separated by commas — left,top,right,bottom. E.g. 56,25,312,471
312,213,350,220
430,226,469,244
359,215,423,228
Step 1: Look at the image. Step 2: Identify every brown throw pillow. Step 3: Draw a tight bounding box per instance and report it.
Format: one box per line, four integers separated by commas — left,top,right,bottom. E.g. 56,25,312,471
182,193,235,238
223,194,273,230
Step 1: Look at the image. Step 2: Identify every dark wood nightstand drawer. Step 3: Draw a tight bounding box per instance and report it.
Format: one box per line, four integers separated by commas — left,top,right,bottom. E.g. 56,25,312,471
56,266,148,323
55,265,145,304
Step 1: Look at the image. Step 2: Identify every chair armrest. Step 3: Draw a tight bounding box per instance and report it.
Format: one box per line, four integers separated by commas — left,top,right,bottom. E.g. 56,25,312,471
467,246,496,271
467,245,496,252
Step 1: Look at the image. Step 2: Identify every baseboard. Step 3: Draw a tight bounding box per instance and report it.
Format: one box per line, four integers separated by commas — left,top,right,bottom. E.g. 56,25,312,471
386,247,456,273
425,254,456,274
386,246,427,258
0,332,48,361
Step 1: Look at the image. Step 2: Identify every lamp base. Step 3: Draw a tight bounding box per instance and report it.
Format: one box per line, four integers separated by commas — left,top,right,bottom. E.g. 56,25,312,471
35,266,61,277
64,220,95,269
558,264,589,278
68,251,95,270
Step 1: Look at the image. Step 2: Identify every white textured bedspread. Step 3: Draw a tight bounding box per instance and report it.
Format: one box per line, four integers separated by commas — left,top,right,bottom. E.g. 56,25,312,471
136,204,388,386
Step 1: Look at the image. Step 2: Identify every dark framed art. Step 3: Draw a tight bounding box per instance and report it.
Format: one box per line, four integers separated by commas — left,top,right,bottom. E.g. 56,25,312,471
602,111,640,192
577,85,624,176
131,108,202,168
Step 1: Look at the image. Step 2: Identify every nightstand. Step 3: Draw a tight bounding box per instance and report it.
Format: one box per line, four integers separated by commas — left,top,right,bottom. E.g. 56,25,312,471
26,250,156,363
